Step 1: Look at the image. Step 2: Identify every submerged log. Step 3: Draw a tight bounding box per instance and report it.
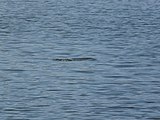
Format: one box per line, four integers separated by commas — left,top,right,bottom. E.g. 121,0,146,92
53,57,96,61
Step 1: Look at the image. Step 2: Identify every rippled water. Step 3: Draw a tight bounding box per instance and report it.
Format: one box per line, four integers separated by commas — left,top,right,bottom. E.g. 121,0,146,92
0,0,160,120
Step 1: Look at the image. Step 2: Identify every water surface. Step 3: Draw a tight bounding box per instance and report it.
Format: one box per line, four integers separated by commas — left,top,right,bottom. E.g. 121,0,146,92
0,0,160,120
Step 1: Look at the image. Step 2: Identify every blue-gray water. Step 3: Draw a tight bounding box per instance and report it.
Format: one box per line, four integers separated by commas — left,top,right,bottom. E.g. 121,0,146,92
0,0,160,120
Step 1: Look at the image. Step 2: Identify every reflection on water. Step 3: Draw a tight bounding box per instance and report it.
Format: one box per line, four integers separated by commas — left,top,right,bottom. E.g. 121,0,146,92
0,0,160,120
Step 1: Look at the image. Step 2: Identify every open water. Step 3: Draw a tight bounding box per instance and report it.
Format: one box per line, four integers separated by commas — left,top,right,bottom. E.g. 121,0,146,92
0,0,160,120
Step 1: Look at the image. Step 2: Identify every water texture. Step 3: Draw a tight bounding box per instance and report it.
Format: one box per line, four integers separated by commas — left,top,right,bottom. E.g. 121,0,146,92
0,0,160,120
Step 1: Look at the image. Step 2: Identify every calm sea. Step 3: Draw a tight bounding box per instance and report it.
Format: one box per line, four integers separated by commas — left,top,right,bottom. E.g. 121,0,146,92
0,0,160,120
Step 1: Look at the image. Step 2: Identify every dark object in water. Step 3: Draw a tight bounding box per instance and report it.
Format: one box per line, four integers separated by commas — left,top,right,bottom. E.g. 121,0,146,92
53,57,96,61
